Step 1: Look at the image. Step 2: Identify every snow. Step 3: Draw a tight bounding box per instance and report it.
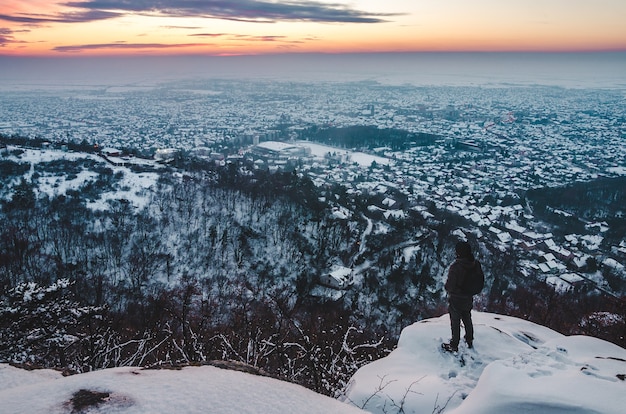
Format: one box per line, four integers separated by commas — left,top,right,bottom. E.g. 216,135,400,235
296,141,391,166
607,166,626,175
1,312,625,413
0,365,64,392
5,146,159,211
37,169,99,198
0,365,365,414
402,245,420,262
603,257,625,271
453,336,626,414
86,170,159,211
17,147,85,165
342,312,626,414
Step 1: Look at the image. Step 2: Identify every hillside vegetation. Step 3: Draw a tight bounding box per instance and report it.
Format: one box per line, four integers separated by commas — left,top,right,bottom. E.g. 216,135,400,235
0,141,623,396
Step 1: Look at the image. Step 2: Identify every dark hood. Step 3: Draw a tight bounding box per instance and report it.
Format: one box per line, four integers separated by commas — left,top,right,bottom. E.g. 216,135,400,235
455,257,478,271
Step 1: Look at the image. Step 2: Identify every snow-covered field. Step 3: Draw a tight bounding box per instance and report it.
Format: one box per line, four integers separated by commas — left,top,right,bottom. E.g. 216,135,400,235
2,312,624,414
296,141,391,166
3,146,159,210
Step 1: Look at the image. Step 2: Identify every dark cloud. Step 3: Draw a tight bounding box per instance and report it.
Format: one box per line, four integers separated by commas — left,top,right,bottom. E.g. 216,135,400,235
0,10,119,24
161,25,205,30
60,0,398,23
182,29,313,46
0,29,11,46
189,32,303,44
242,35,287,42
53,41,210,52
0,27,22,46
189,33,229,38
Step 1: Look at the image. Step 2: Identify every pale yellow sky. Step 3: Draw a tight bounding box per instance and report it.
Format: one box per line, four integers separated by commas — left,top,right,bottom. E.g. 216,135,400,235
0,1,625,56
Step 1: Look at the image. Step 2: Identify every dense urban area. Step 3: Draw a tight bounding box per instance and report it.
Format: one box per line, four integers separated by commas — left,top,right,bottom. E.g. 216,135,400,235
0,78,624,395
2,80,625,293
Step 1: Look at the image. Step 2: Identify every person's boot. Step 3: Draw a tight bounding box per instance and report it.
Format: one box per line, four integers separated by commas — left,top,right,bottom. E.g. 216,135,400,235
442,342,458,352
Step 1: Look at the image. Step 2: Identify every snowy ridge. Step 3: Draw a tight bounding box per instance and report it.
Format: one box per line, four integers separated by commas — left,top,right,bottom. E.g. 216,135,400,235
343,312,626,413
1,312,625,413
0,364,365,414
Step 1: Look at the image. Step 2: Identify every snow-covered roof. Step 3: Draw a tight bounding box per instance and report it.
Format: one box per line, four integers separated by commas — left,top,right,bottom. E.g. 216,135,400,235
381,197,396,207
329,266,352,282
560,273,585,284
383,210,405,219
603,257,625,270
497,232,512,243
546,275,572,292
538,262,551,273
255,141,299,152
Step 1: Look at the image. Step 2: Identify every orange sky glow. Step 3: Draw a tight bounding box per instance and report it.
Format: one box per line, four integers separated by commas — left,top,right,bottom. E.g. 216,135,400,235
1,1,625,57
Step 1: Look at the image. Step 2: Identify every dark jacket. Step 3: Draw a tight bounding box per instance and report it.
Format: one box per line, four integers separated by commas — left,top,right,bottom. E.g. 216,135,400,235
445,257,483,297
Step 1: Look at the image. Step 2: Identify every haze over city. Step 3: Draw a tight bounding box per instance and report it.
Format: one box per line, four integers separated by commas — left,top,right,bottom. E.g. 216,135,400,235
0,1,624,90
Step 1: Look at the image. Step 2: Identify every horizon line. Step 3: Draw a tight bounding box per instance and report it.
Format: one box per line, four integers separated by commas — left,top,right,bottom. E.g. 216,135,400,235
2,49,626,59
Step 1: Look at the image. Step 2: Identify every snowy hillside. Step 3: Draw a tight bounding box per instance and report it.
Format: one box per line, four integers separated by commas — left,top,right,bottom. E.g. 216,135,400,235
343,312,626,414
1,312,624,414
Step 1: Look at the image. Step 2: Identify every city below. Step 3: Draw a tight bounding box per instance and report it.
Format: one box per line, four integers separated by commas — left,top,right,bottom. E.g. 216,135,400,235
1,76,624,298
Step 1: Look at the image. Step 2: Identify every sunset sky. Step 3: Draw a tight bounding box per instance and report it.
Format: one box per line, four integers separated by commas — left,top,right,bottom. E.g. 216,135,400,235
1,0,625,56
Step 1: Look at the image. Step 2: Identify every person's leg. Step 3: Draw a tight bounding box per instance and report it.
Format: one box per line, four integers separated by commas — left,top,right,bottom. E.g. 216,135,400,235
448,300,461,349
459,296,474,347
461,309,474,347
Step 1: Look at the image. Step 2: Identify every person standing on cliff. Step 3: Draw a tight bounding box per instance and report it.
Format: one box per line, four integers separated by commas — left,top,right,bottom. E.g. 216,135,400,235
442,241,484,352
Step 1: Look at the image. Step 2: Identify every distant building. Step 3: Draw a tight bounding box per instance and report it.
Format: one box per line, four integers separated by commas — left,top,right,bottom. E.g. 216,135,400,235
101,147,122,157
560,273,586,288
547,273,588,293
319,266,352,289
458,140,481,151
252,141,309,160
154,148,177,162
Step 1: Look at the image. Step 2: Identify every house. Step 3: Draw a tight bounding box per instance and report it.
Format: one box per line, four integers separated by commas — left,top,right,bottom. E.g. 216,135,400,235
546,276,571,292
382,197,396,207
319,266,352,289
549,245,574,261
519,240,537,251
560,273,586,289
538,262,551,273
547,273,588,293
496,231,512,243
538,253,564,273
101,147,122,157
155,148,177,162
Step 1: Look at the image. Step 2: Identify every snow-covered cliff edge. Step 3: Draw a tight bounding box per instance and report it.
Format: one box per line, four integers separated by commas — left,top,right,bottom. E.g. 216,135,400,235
342,311,626,413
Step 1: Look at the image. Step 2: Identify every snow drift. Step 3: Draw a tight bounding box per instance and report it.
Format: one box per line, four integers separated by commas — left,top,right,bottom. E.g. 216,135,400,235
0,364,365,414
342,311,626,413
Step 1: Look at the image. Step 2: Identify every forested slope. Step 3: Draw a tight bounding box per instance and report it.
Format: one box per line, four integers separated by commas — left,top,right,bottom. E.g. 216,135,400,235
0,143,623,396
